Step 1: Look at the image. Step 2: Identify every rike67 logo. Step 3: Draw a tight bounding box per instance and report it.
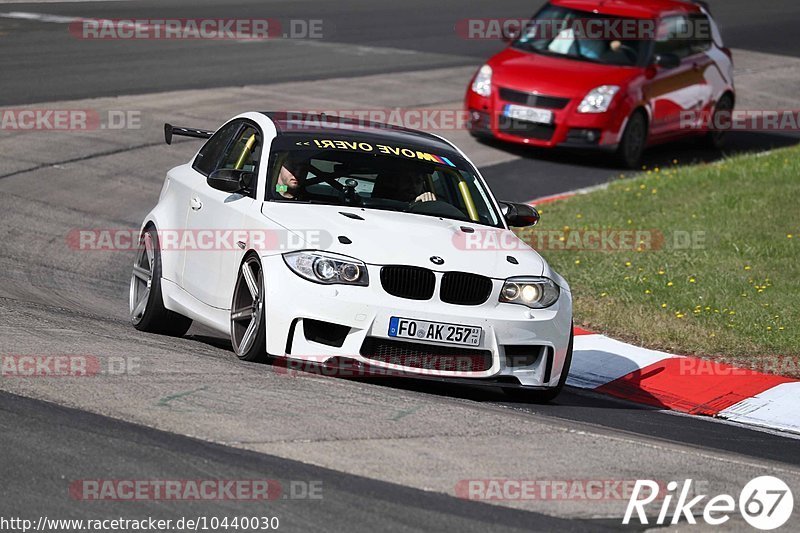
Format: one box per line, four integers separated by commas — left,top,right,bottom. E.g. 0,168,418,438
624,476,794,530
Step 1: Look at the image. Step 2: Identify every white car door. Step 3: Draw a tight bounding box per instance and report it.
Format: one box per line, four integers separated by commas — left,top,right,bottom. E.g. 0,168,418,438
181,120,262,310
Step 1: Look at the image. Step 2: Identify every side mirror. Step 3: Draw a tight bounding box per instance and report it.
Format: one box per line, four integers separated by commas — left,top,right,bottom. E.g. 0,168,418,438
500,201,540,227
653,52,680,70
207,169,255,194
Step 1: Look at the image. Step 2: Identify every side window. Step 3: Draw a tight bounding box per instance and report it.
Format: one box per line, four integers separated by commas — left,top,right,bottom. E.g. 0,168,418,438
192,121,241,176
688,14,712,54
219,125,261,174
654,16,693,59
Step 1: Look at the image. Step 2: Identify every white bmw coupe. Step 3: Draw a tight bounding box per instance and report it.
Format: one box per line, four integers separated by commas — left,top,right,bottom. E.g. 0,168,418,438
131,112,573,401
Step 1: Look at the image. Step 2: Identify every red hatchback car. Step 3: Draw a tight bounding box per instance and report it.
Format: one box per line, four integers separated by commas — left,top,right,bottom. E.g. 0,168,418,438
465,0,734,167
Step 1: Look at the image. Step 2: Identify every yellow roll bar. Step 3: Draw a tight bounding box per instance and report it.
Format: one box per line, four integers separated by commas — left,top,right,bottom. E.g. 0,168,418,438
233,134,257,170
457,179,479,222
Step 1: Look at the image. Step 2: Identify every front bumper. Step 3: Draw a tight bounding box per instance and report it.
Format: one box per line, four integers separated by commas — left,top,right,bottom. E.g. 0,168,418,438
465,88,626,150
262,255,573,388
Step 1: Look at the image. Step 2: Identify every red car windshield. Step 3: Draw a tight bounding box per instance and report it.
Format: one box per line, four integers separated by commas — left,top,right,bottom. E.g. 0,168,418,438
512,4,649,67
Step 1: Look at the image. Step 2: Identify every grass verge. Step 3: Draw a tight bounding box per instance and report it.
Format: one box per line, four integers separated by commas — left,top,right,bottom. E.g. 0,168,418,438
517,145,800,376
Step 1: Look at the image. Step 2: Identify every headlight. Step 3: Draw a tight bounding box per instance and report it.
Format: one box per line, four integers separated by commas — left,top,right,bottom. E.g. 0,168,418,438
283,251,369,286
577,85,620,113
499,277,560,308
471,65,492,97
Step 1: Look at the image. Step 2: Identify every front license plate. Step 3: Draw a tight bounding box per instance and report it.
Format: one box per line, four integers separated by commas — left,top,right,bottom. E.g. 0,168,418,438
503,104,554,124
388,317,482,346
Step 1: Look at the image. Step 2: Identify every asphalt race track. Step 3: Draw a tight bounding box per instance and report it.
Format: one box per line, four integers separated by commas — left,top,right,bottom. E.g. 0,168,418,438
1,1,800,531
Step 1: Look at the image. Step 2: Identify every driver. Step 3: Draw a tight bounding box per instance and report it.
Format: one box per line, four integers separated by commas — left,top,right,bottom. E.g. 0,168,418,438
275,156,308,200
373,167,436,204
405,172,437,203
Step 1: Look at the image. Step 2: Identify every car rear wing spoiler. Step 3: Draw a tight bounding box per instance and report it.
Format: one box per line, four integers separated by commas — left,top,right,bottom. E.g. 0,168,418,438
164,123,214,145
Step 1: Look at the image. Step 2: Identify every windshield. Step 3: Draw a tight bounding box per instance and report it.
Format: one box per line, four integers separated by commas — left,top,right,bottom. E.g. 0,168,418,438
266,136,502,228
512,4,648,67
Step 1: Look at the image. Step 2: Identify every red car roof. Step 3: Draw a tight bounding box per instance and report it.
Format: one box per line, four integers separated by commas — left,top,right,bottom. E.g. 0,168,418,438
550,0,702,19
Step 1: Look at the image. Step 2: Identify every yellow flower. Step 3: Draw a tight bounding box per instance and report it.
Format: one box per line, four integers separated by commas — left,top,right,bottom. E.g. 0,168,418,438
576,213,583,219
645,289,651,294
689,277,696,283
658,269,665,275
744,266,751,271
600,292,608,297
788,234,794,239
574,259,581,265
625,261,632,267
661,303,667,308
767,326,772,331
667,281,674,287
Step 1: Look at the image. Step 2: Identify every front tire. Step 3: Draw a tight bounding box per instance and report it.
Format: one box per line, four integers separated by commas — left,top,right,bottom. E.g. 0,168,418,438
503,327,574,403
616,110,648,169
706,93,733,149
130,227,193,336
230,255,269,362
